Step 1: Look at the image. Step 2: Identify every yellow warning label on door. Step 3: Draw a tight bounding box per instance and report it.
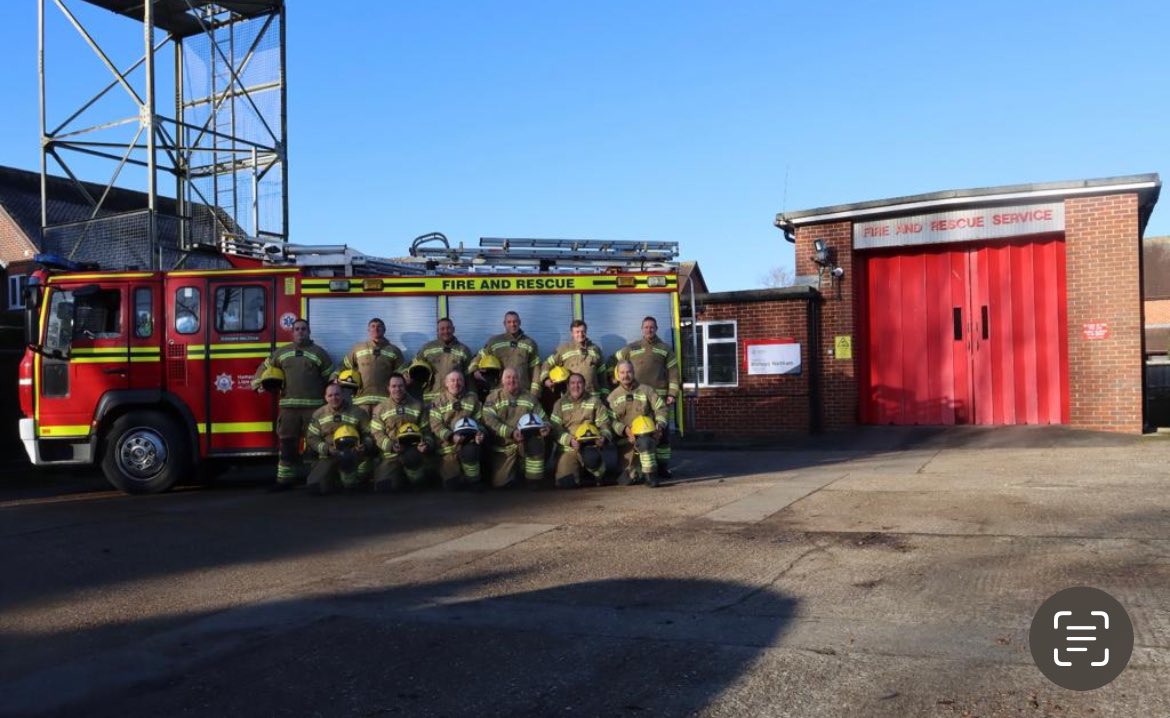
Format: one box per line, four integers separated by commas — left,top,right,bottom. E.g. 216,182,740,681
284,277,295,295
834,335,853,360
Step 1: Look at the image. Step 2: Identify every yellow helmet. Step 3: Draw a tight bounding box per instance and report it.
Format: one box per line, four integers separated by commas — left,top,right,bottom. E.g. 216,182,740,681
406,358,433,385
337,368,362,391
573,422,601,445
259,365,285,392
333,423,361,450
630,415,657,437
477,353,503,372
396,422,422,443
613,364,621,382
548,365,570,384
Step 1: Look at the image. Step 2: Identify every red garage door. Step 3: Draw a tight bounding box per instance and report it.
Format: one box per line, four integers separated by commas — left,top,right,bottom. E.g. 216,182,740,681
859,237,1069,425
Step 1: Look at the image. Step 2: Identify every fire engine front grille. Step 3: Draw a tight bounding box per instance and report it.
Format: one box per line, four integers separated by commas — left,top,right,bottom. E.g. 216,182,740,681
168,344,188,386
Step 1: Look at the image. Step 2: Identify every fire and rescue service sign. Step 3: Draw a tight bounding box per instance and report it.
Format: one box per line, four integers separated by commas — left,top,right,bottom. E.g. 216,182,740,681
744,340,801,375
853,202,1065,250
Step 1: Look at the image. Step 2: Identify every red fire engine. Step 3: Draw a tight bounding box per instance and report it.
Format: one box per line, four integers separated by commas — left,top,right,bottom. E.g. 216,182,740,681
18,240,683,494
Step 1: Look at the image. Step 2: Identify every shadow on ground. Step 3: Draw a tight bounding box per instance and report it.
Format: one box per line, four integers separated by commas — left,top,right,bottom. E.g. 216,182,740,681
0,575,798,717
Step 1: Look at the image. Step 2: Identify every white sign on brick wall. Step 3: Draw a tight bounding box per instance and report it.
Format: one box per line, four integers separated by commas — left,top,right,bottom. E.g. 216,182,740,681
746,341,801,375
853,202,1064,250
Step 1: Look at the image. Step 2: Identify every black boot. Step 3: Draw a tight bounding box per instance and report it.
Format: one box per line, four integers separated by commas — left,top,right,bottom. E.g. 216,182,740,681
656,464,672,480
555,475,577,489
617,470,634,486
267,481,293,493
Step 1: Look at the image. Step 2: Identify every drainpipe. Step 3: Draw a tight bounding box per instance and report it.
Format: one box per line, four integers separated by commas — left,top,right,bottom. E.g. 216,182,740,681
808,290,822,433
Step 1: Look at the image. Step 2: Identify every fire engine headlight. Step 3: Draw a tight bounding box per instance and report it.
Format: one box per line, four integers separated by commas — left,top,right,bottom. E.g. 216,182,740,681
647,276,667,287
328,279,350,292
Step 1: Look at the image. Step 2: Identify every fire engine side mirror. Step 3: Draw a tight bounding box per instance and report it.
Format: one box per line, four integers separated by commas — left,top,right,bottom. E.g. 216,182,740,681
22,282,43,350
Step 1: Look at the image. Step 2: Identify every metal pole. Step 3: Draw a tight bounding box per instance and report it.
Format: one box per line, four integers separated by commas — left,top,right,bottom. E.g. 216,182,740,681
144,0,157,269
252,146,259,237
175,34,185,248
278,4,288,242
38,0,48,230
688,276,700,431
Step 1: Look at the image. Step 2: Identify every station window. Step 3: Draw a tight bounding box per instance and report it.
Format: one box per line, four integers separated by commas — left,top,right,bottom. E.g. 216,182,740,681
681,320,738,388
7,274,27,310
134,287,153,338
175,287,200,335
215,285,266,333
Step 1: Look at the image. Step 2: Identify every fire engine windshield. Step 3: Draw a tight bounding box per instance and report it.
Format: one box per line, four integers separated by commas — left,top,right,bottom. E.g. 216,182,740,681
43,287,123,354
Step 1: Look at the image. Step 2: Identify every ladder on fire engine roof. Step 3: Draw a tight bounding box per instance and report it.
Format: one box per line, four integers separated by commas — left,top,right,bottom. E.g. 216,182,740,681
217,232,679,276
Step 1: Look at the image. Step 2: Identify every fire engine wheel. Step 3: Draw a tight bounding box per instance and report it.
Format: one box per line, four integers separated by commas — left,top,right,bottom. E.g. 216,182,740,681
100,411,191,494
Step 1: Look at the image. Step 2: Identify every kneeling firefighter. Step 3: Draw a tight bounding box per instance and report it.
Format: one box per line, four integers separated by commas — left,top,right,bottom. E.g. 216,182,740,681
428,370,484,490
608,360,668,487
369,374,432,492
482,368,549,488
305,382,374,494
549,372,613,488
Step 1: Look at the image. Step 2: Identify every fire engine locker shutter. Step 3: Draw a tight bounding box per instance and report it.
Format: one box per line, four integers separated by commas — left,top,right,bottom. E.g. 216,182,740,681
582,293,676,361
306,296,439,362
446,295,573,362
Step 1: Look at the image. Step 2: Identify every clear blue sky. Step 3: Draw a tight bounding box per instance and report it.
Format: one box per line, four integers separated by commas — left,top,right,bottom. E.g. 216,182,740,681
1,1,1166,290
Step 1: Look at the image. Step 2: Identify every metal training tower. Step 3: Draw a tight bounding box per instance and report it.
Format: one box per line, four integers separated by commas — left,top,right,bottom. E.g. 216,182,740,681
39,0,287,270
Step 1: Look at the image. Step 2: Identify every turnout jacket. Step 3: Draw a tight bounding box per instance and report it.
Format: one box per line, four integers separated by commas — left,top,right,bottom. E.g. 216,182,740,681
541,339,606,394
612,336,680,402
338,338,405,407
482,387,546,446
428,389,483,452
306,401,372,457
607,381,668,439
252,341,334,408
414,337,474,401
470,331,541,395
368,394,430,455
549,394,613,448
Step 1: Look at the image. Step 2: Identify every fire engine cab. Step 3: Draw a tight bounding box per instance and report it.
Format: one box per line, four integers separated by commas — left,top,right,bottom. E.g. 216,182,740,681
18,238,683,494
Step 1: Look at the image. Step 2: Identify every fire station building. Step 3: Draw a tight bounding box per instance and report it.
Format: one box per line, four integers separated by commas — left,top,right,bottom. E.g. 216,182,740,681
685,175,1161,437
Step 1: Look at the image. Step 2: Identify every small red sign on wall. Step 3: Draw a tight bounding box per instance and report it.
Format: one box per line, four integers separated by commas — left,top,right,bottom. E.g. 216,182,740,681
1082,322,1110,340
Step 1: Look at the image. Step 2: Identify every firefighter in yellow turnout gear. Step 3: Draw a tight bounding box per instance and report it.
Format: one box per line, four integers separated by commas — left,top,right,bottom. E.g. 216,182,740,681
482,368,550,488
369,374,431,492
335,317,404,414
550,372,613,489
542,319,606,395
304,383,374,494
608,360,669,487
412,317,474,403
470,311,542,396
611,316,680,478
252,318,334,489
428,370,485,490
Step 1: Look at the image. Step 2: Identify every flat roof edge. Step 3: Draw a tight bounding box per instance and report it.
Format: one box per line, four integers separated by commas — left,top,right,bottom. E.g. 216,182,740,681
776,174,1162,227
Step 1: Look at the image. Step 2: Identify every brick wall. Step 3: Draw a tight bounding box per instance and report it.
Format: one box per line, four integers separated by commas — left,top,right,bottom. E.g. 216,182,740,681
1064,193,1144,433
795,222,857,428
691,295,813,435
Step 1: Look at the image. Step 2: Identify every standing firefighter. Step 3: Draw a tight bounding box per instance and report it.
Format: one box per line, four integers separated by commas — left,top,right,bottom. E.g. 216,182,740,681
470,311,542,396
336,318,404,414
542,320,605,396
304,383,374,495
611,316,680,478
369,374,431,493
429,370,485,491
412,318,474,404
482,368,549,489
252,318,334,490
550,372,613,489
608,360,668,487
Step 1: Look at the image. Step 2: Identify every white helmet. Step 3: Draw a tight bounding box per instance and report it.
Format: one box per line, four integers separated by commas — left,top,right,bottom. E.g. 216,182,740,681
452,416,480,437
517,412,544,434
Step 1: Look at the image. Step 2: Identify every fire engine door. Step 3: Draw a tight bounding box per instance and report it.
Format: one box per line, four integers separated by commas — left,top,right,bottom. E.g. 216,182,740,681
38,283,130,439
205,279,279,453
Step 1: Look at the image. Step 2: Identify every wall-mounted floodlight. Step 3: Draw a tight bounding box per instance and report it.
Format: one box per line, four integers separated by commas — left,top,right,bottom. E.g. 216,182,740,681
812,239,833,266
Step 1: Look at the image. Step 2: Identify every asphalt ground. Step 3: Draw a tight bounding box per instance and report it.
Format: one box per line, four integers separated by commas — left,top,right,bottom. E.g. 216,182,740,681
1,426,1168,717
